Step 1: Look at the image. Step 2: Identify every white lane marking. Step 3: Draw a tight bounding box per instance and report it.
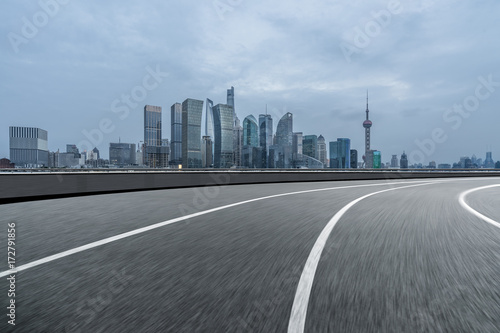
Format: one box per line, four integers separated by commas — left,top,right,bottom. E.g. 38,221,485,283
458,184,500,229
287,181,436,333
0,180,436,278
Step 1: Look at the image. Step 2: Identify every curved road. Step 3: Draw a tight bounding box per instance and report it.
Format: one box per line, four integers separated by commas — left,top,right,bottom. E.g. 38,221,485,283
1,178,500,332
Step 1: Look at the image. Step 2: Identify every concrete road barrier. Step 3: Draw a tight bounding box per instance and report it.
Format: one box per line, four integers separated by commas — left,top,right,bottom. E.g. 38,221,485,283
1,169,499,203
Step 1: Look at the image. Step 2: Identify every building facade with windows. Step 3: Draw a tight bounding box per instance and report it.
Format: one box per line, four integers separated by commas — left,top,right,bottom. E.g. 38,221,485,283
182,98,204,168
9,126,49,167
213,104,234,168
170,103,182,166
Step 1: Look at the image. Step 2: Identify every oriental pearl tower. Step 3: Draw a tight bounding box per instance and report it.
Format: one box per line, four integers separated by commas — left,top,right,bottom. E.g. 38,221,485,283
363,91,372,158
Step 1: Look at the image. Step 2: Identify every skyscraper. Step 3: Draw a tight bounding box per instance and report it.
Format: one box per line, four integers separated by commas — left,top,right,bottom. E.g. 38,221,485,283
373,150,381,169
182,98,204,168
201,136,213,168
242,115,259,168
144,105,162,167
350,149,358,168
205,98,214,139
275,112,293,168
170,103,182,166
400,151,408,169
484,151,494,168
233,117,243,167
9,126,49,167
213,104,234,168
329,141,339,168
292,132,303,164
227,86,235,122
259,114,273,168
276,112,293,146
391,155,398,168
317,135,327,166
66,144,79,157
227,87,242,167
329,138,351,168
243,115,259,147
303,135,318,159
363,92,373,167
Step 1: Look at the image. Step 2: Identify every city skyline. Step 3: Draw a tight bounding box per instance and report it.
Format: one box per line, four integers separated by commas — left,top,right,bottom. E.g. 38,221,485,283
5,93,500,168
1,1,499,164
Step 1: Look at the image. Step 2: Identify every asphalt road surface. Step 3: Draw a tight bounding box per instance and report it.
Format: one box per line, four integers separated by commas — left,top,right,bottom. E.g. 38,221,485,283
1,177,500,332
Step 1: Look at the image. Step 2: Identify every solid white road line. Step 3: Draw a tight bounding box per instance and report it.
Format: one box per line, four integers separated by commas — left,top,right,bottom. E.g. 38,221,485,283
287,181,436,333
458,184,500,229
0,180,435,278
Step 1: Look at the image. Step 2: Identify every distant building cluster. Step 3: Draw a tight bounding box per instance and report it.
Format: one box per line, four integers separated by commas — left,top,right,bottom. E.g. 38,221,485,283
4,88,500,170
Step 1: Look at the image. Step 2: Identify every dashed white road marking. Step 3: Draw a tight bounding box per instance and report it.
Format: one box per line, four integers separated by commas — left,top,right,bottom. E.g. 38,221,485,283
287,181,437,333
458,184,500,229
0,180,435,278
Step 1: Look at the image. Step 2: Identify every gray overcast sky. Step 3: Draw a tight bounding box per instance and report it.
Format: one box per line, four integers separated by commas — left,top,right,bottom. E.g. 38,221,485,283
1,0,499,164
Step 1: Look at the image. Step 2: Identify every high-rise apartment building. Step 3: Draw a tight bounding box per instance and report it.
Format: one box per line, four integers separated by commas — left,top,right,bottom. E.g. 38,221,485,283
9,126,49,167
170,103,182,166
182,98,204,168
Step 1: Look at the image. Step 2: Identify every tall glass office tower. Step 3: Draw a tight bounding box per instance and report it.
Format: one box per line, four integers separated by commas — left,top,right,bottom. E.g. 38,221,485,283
227,86,235,123
205,98,214,139
276,112,293,146
303,135,318,159
182,98,204,168
170,103,182,166
243,115,259,147
275,112,293,168
329,138,351,168
242,115,258,168
213,104,234,168
259,114,273,168
144,105,162,167
9,126,49,167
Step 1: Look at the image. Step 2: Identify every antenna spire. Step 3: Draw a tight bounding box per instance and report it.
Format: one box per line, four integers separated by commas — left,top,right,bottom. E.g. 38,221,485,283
366,90,369,120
